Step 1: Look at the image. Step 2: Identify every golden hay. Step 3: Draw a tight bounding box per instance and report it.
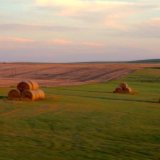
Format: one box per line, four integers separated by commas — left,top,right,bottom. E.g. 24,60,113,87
113,87,123,93
123,87,132,93
113,82,133,94
120,82,128,90
8,89,21,100
17,80,39,92
22,89,45,101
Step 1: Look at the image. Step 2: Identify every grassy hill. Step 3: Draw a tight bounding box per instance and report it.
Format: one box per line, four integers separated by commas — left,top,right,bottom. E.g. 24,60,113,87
70,59,160,64
129,59,160,63
0,67,160,160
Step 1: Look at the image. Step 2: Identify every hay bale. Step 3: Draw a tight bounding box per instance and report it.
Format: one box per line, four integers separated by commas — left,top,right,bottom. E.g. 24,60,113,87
17,80,39,92
113,82,133,94
124,87,132,93
113,87,123,93
120,82,128,90
22,89,45,101
37,90,45,99
8,89,21,100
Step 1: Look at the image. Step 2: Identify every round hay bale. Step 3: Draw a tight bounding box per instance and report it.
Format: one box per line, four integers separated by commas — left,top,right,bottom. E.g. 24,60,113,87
30,81,39,90
22,89,45,101
8,89,21,100
124,87,132,93
22,90,37,101
120,82,128,90
113,87,123,93
17,80,39,92
37,90,45,99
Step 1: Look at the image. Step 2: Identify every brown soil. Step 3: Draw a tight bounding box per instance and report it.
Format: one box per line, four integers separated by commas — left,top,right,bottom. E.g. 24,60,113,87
0,63,159,87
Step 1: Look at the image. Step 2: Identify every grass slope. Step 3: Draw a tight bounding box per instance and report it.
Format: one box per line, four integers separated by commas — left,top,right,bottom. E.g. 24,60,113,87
0,67,160,160
129,59,160,63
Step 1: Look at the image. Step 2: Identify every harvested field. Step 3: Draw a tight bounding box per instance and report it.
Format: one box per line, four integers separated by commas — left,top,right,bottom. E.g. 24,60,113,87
0,63,159,87
0,68,160,160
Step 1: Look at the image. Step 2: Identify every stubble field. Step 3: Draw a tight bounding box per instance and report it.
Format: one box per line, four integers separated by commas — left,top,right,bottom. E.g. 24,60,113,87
0,63,158,87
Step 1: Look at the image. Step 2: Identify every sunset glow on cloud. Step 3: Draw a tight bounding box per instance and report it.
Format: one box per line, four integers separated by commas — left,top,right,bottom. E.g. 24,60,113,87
0,0,160,62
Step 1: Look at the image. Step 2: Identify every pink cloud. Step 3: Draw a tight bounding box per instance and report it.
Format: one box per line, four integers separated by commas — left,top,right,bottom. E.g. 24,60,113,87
81,42,105,48
147,17,160,27
0,37,34,43
0,37,35,49
48,39,73,45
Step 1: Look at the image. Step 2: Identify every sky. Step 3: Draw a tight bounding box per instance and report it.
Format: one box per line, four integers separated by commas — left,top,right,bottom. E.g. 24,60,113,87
0,0,160,62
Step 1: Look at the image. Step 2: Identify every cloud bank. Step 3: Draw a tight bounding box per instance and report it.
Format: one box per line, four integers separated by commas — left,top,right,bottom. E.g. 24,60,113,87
0,0,159,62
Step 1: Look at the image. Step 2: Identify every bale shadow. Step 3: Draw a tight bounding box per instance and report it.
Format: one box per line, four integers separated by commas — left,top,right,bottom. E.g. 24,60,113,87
0,96,7,100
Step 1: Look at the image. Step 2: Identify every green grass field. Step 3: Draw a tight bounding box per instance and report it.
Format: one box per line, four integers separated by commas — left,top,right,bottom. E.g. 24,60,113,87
0,67,160,160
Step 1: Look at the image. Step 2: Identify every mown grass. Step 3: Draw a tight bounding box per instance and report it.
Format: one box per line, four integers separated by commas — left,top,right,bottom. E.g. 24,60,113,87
0,68,160,160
